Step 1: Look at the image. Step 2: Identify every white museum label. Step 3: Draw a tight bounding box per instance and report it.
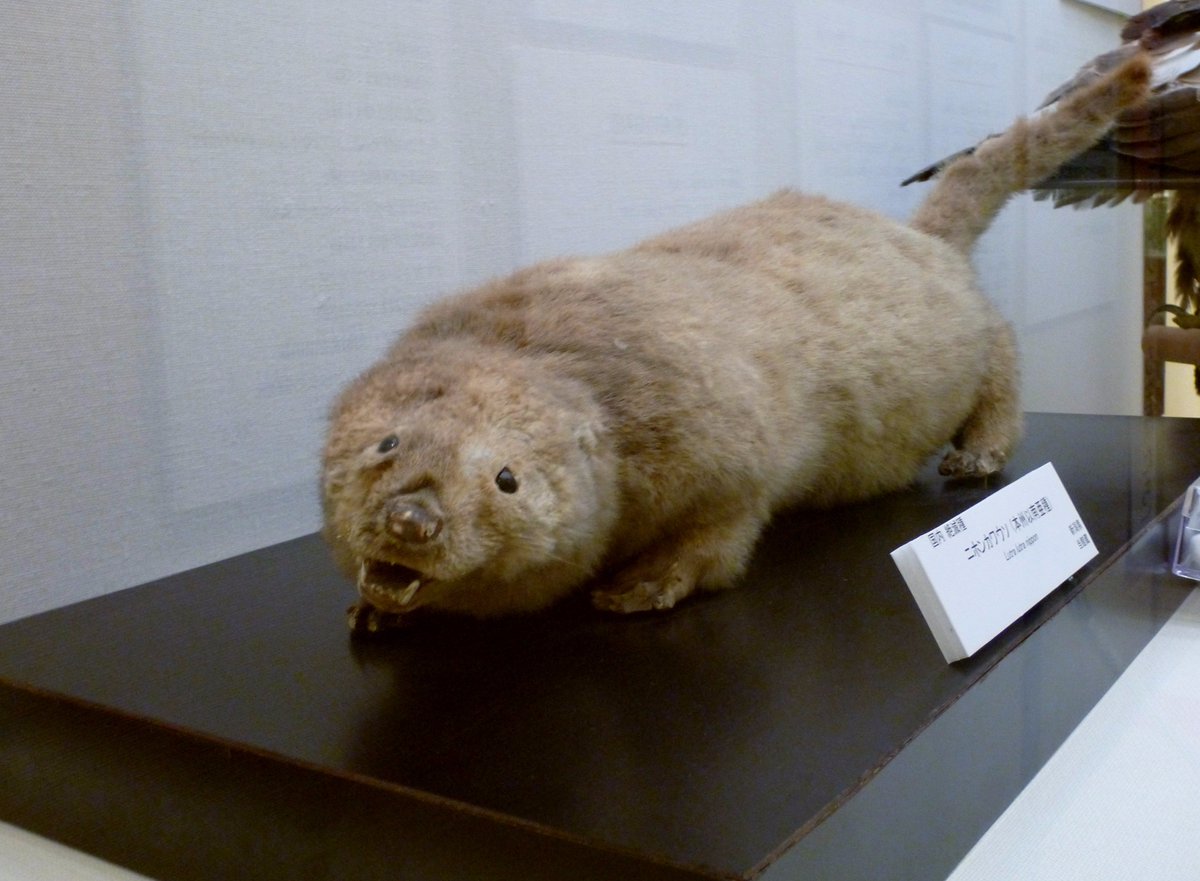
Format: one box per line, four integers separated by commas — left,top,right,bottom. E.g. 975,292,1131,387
890,463,1098,663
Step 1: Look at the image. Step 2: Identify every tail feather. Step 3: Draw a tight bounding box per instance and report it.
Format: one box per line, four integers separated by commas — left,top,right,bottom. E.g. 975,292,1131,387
1167,189,1200,311
909,54,1152,253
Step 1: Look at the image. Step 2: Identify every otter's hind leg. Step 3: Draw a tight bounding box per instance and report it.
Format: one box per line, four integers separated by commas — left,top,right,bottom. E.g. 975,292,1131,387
939,324,1023,478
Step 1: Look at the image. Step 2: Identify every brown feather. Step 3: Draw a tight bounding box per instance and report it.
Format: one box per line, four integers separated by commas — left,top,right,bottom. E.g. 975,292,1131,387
1168,189,1200,310
1123,0,1200,43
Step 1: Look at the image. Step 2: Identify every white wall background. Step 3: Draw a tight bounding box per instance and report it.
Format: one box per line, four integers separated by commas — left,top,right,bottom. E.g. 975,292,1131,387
1,0,1142,626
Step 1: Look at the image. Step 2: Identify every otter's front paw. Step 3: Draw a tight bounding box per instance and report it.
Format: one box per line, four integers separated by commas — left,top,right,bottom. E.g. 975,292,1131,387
591,564,693,614
939,448,1005,478
347,601,411,635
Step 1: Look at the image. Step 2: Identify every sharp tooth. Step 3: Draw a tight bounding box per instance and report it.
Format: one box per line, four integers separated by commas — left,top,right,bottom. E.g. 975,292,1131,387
399,579,422,606
357,560,368,586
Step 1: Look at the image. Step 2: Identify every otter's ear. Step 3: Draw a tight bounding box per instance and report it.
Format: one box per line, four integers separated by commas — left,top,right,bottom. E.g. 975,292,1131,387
322,462,349,496
574,422,600,453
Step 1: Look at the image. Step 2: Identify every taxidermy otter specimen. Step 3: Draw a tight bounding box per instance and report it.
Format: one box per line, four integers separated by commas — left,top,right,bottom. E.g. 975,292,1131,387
322,55,1150,634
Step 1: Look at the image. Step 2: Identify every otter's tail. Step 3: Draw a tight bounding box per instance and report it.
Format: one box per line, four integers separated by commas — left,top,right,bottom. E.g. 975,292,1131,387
909,54,1151,254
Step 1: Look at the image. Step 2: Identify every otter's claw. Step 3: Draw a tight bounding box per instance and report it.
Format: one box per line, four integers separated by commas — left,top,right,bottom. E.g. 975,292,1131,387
347,601,410,636
592,576,687,614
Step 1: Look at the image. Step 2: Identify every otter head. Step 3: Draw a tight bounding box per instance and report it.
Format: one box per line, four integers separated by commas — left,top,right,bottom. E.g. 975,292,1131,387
321,352,618,619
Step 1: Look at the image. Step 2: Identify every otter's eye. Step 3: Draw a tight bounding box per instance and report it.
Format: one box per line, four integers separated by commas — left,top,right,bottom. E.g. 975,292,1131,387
377,434,399,454
495,467,519,494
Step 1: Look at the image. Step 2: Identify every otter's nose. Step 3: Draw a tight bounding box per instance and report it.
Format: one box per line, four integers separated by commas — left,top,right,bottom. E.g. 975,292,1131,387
386,502,443,543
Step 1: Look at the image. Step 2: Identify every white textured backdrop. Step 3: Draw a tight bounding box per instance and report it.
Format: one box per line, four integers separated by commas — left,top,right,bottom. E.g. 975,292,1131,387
2,0,1140,626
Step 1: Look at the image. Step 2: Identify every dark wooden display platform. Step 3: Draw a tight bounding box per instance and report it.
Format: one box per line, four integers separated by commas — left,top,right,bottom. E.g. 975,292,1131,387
2,413,1198,881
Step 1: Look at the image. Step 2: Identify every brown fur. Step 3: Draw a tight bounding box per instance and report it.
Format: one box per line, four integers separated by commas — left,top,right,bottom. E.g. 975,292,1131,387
322,55,1150,630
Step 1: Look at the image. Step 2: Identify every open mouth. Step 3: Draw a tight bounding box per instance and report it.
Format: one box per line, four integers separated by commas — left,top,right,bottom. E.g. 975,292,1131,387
357,559,431,610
